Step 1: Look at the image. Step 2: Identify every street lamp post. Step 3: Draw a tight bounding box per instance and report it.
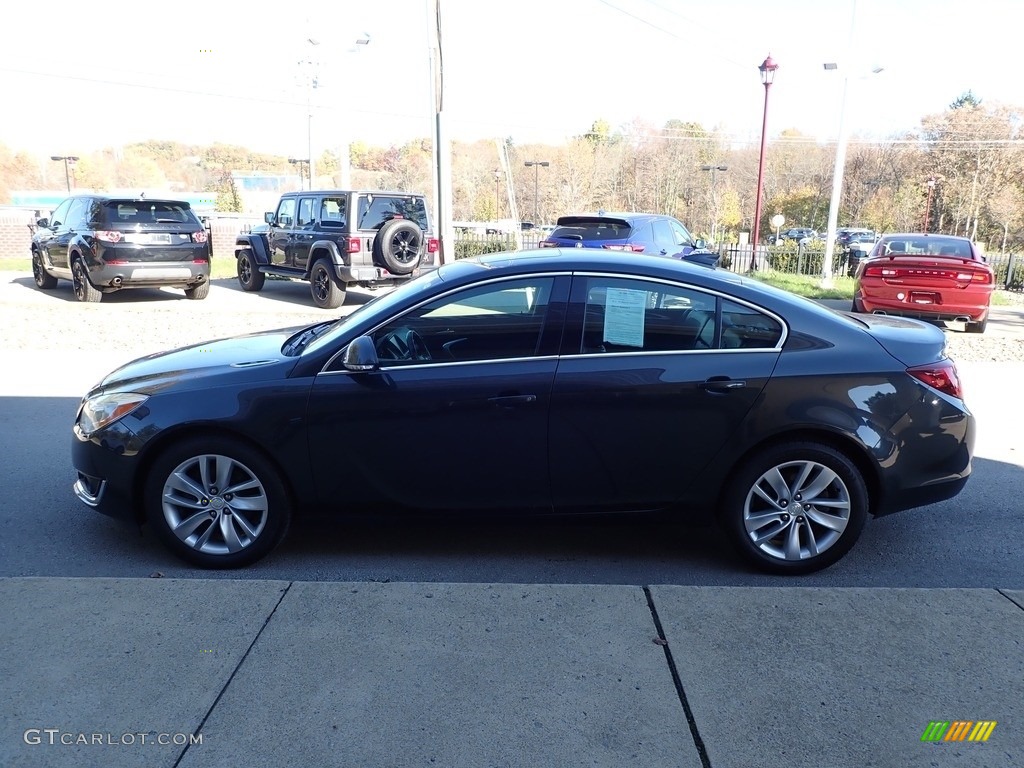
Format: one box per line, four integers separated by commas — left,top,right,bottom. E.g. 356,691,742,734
301,38,320,189
288,157,310,188
923,177,936,232
50,155,79,194
750,55,778,271
700,164,728,242
524,160,549,224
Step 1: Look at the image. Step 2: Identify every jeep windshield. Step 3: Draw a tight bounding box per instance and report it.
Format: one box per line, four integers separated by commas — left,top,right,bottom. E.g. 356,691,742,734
356,195,429,231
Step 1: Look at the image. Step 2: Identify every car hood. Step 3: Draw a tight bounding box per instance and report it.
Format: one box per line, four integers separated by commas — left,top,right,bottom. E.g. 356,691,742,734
90,328,302,396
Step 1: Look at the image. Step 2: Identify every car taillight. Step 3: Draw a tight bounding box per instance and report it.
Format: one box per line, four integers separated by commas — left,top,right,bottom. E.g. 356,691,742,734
964,270,992,283
427,238,439,253
192,230,208,244
94,231,122,243
602,244,646,252
907,359,963,399
863,265,896,278
344,237,360,253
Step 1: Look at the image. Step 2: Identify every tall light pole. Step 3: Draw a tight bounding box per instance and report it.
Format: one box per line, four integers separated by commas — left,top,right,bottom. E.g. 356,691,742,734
288,157,310,189
50,155,79,194
524,160,549,224
700,164,728,242
750,55,778,271
337,34,371,188
821,59,884,287
923,177,936,232
493,169,502,219
301,38,320,189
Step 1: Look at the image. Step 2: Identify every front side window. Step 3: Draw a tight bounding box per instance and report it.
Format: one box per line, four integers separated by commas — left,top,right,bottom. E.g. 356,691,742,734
275,198,296,228
65,198,90,229
367,277,555,366
670,220,694,246
49,200,72,229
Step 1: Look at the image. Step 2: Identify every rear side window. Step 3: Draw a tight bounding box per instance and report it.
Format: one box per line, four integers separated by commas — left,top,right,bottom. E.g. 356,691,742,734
320,196,347,227
356,195,429,231
551,222,632,241
720,299,783,349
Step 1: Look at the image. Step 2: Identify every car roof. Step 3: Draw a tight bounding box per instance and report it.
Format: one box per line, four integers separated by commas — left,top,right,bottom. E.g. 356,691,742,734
880,232,972,242
556,212,671,224
280,189,425,197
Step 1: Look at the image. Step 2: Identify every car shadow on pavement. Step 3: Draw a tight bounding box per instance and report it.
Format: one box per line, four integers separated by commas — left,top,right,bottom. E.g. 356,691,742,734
211,277,385,310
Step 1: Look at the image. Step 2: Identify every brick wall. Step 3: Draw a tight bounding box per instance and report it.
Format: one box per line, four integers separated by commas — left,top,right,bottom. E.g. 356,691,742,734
0,212,260,262
0,211,37,259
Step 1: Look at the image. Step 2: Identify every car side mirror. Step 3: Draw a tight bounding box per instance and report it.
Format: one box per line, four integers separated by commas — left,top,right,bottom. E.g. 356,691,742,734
694,238,707,249
36,218,50,229
264,211,274,225
343,336,380,371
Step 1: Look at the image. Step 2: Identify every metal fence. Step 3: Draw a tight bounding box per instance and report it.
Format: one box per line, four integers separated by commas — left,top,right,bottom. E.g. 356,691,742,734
451,232,1024,292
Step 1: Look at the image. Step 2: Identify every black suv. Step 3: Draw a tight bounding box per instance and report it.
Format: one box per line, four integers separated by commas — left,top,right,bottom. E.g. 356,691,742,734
31,196,211,302
234,190,438,309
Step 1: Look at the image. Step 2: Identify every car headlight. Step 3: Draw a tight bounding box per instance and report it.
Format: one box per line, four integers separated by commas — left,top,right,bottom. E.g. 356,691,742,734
78,392,149,434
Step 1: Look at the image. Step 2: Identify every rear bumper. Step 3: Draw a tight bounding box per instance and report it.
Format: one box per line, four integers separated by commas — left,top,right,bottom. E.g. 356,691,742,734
90,261,210,289
856,286,991,322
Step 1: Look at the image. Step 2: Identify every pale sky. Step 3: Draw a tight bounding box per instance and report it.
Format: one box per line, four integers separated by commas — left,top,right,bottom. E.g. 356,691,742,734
0,0,1017,159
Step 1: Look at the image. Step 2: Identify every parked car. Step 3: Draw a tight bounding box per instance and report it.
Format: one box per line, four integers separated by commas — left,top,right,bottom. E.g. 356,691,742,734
31,196,211,302
771,227,817,244
235,190,438,309
538,213,719,267
851,233,993,333
843,231,880,275
72,250,974,574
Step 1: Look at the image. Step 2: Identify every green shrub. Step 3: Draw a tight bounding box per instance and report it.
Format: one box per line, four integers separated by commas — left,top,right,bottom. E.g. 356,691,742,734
454,237,516,260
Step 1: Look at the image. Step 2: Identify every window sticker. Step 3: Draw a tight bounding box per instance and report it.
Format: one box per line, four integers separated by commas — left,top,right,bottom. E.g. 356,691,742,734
603,287,647,347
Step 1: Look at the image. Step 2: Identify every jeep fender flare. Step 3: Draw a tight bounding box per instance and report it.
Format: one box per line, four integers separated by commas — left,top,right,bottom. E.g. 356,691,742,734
235,235,271,265
307,240,348,278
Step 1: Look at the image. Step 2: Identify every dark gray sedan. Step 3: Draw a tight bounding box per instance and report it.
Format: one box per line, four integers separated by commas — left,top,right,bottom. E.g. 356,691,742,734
71,250,974,574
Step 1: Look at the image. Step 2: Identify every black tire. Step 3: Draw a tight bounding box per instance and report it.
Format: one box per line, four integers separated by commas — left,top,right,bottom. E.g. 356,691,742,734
144,436,291,569
71,258,103,303
310,259,346,309
237,250,265,292
184,281,210,300
372,219,424,275
721,442,868,575
965,318,987,334
32,251,58,289
850,298,860,313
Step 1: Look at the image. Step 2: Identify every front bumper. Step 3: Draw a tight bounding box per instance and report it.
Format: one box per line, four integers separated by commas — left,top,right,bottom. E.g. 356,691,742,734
71,421,146,521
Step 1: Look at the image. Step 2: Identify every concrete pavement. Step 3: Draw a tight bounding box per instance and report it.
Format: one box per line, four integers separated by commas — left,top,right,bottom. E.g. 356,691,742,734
2,578,1021,767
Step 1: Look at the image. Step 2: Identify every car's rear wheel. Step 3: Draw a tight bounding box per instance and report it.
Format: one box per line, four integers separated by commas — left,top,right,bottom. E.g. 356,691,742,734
184,281,210,300
372,219,424,275
32,252,58,289
71,258,102,303
965,317,987,334
722,442,868,574
145,436,291,569
237,250,265,292
310,259,346,309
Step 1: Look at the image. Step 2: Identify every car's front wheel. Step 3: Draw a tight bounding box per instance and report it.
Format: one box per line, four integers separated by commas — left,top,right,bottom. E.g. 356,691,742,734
32,251,58,289
145,436,291,568
310,259,346,309
237,250,265,292
722,442,868,574
71,258,102,303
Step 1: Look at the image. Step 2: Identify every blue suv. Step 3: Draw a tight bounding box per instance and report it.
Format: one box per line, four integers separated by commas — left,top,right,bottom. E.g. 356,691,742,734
538,213,718,266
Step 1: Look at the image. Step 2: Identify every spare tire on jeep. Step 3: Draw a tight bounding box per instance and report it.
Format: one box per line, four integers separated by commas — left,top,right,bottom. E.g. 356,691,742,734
372,219,424,275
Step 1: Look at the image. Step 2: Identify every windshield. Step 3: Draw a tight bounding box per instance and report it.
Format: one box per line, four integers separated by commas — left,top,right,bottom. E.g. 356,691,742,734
302,268,447,355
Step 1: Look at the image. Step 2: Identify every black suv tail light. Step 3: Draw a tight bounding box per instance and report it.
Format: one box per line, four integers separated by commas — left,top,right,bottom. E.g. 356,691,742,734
344,237,360,253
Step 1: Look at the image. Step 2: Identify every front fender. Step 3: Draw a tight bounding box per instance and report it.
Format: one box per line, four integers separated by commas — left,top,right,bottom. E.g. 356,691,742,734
235,235,271,264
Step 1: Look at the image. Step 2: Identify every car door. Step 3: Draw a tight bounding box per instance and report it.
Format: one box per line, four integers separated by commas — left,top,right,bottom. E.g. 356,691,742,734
269,198,296,266
42,199,73,270
292,196,316,271
305,274,570,512
547,273,784,512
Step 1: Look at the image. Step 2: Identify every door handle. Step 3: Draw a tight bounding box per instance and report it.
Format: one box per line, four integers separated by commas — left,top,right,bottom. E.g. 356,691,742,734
487,394,537,407
702,378,746,392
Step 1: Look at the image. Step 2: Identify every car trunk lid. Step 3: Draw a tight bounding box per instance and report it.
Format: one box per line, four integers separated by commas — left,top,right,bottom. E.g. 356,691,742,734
851,313,949,367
